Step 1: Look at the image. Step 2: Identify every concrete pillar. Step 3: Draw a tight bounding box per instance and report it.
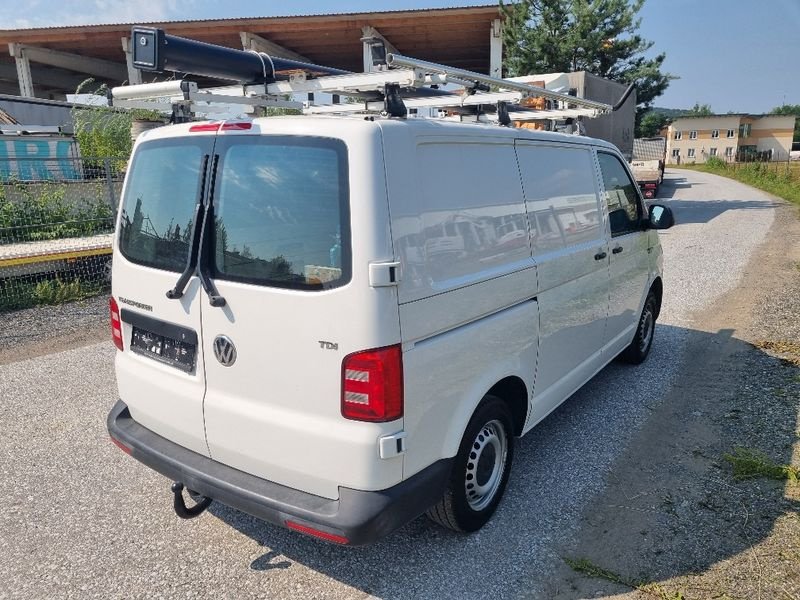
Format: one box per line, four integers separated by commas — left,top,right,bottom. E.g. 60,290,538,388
122,37,143,85
9,43,35,97
490,19,503,78
362,25,398,73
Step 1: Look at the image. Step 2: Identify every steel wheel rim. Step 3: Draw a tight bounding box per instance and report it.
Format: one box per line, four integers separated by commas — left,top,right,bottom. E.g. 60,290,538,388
465,419,507,511
639,305,655,353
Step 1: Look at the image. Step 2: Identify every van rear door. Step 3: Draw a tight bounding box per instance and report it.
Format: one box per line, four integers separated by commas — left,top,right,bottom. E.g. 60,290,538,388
113,133,214,456
199,128,401,500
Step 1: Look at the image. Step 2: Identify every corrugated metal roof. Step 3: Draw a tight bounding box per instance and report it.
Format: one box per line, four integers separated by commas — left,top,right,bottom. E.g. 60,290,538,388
0,5,502,96
0,4,498,33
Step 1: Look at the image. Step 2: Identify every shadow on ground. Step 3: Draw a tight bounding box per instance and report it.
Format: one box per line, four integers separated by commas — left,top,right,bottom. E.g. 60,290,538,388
203,324,798,599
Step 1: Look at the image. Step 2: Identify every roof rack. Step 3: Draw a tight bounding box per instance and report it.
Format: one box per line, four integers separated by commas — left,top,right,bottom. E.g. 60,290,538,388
110,27,632,125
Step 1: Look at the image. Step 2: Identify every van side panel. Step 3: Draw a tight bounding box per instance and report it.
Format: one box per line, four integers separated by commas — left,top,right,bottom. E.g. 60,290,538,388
402,295,539,477
390,137,535,304
381,128,539,477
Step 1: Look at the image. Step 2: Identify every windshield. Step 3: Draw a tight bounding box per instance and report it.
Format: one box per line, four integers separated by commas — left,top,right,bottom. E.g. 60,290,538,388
118,140,207,272
211,136,350,291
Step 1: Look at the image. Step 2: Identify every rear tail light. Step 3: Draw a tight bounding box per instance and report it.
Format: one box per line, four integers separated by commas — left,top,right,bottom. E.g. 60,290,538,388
341,345,403,422
109,297,123,351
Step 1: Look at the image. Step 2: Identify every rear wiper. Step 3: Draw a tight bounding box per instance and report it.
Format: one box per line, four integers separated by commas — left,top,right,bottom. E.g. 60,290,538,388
197,155,226,308
166,155,209,300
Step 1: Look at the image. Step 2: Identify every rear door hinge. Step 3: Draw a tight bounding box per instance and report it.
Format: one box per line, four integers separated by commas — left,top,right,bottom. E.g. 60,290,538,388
368,261,401,287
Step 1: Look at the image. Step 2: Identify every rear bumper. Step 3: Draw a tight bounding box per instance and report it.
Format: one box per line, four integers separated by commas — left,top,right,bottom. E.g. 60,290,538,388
107,400,451,545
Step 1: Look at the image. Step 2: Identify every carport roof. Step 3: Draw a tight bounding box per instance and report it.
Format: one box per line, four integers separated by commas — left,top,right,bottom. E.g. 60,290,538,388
0,5,502,98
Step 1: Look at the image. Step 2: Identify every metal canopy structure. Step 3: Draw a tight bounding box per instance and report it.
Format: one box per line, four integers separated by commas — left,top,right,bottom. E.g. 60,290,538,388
0,5,503,99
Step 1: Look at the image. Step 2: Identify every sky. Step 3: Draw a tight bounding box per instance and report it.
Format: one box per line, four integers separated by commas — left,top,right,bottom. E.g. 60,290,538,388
2,0,798,113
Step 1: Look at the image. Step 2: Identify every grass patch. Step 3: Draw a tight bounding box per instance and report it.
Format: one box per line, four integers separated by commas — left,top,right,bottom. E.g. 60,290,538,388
754,339,800,367
0,275,105,312
675,157,800,206
723,447,799,483
564,558,685,599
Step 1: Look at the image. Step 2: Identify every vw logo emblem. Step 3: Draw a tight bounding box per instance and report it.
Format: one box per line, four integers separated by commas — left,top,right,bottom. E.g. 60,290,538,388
213,335,237,367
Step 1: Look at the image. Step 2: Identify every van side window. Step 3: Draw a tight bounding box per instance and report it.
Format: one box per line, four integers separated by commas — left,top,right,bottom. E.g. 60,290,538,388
597,152,642,237
515,143,602,254
399,141,530,292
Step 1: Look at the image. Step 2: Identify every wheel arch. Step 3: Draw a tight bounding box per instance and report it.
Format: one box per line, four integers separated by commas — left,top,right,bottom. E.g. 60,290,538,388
486,376,529,436
650,276,663,319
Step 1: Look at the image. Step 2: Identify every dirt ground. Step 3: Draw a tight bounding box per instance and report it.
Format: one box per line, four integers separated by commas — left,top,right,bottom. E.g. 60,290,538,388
541,201,800,598
0,295,107,365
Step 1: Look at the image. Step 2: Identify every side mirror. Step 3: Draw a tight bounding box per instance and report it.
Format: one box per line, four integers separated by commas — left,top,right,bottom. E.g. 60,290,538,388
648,204,674,230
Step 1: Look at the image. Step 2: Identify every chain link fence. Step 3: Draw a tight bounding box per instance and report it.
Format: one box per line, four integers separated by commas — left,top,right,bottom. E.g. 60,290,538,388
0,156,123,312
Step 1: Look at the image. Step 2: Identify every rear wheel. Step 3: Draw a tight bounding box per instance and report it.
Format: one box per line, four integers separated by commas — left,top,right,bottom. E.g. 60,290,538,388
620,291,658,364
426,395,514,532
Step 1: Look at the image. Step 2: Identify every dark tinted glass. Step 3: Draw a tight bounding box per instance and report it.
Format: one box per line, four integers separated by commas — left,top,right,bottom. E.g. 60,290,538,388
597,152,642,237
118,141,206,272
212,137,349,290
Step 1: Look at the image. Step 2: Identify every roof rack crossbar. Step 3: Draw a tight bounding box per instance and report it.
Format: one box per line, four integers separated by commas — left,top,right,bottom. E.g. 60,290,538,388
111,26,626,123
385,53,612,113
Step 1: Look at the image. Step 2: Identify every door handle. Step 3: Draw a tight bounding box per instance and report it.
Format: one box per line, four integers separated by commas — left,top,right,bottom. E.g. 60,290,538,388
612,246,624,254
594,251,607,260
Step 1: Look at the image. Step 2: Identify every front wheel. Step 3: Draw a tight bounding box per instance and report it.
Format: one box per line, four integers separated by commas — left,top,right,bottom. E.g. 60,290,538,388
620,291,658,364
426,395,514,532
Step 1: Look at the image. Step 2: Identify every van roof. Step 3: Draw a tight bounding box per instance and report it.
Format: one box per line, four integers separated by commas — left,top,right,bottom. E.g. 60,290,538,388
137,115,620,153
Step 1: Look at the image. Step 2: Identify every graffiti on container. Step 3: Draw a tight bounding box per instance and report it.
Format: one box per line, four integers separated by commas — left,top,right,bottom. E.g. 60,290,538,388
0,137,81,181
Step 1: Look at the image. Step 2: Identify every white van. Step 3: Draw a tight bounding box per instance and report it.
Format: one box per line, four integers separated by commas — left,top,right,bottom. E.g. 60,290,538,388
107,116,674,545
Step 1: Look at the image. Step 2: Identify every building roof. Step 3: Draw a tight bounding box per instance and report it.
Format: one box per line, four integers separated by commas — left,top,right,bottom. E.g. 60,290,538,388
0,5,502,98
670,113,787,120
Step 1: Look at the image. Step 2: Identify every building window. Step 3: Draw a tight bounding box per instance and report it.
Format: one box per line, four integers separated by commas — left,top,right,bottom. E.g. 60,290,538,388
725,147,734,157
710,147,718,156
671,149,680,157
726,129,735,138
674,130,682,140
687,148,696,158
711,129,720,138
689,130,698,139
739,123,751,138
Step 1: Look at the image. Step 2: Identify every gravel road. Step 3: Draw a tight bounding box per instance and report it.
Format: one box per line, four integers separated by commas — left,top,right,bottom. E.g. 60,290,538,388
0,169,779,599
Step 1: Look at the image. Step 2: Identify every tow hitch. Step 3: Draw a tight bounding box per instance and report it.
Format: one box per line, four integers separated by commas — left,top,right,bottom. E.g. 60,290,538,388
170,482,212,519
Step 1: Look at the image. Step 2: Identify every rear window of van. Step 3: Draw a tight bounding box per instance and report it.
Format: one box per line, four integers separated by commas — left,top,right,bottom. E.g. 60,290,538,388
212,137,350,290
117,136,351,292
118,140,206,273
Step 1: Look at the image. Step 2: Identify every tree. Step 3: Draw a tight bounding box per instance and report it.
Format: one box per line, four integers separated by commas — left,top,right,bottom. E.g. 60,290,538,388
770,104,800,143
501,0,675,112
71,78,162,168
684,102,712,116
638,110,669,137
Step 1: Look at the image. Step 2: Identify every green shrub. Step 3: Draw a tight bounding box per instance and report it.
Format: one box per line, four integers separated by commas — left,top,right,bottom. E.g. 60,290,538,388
0,180,114,243
34,278,103,305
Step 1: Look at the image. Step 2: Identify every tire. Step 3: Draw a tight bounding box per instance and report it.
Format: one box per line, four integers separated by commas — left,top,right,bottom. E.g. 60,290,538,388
426,395,514,533
620,291,658,364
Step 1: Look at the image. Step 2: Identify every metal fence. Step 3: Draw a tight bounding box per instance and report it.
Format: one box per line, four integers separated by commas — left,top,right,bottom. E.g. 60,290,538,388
0,156,123,312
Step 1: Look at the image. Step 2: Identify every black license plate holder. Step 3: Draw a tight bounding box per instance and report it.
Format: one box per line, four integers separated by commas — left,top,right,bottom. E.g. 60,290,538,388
130,326,196,372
